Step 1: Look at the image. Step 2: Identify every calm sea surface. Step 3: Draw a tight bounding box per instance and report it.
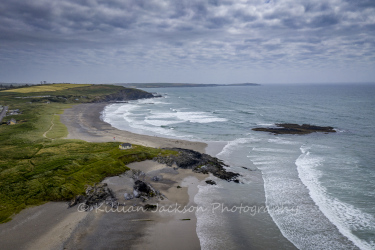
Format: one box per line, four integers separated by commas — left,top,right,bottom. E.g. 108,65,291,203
103,84,375,249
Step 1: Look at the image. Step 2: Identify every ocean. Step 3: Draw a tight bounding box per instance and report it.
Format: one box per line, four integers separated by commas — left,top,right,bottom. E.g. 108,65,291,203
102,84,375,250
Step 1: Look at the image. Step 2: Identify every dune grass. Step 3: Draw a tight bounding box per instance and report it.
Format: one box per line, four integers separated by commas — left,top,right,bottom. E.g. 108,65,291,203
0,84,175,223
44,113,69,139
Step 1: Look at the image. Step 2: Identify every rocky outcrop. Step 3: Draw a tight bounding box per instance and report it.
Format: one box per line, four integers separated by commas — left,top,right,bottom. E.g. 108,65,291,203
133,180,161,202
92,88,155,102
252,123,336,135
124,170,165,202
143,204,157,211
68,183,117,210
69,170,165,209
153,148,240,183
205,180,216,185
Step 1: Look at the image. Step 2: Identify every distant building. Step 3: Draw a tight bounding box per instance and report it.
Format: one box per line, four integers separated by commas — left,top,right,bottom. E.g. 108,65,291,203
119,143,132,150
8,109,21,115
7,118,16,125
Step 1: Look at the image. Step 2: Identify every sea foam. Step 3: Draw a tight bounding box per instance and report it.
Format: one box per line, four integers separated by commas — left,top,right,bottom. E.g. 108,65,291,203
297,146,375,250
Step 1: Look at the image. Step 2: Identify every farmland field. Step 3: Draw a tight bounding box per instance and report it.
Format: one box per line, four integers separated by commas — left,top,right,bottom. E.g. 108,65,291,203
3,84,92,93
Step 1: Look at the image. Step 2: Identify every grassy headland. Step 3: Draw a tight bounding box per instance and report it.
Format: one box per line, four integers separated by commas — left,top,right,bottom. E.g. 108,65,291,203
0,84,174,223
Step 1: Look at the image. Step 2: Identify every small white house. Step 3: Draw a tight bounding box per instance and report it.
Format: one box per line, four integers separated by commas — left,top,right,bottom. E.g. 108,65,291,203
7,118,16,125
119,143,132,150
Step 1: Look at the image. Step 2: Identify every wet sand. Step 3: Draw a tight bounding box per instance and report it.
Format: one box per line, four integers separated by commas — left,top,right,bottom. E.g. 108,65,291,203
0,202,88,250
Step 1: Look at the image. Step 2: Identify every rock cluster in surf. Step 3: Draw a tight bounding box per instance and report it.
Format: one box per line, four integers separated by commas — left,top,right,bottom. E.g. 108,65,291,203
252,123,336,135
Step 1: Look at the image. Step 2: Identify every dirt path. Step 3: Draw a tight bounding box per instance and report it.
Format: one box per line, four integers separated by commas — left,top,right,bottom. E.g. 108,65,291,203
43,115,55,139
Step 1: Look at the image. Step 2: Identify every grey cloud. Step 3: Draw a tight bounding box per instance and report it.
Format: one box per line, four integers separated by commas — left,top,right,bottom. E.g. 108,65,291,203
233,10,258,22
191,2,209,21
0,0,374,83
346,0,375,9
281,17,305,29
310,14,339,28
303,2,332,13
263,44,282,51
207,0,233,7
206,16,232,29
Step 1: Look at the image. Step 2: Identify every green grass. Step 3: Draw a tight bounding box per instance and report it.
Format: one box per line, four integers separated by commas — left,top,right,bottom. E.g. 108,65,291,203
0,84,176,223
0,84,126,105
2,83,92,93
45,114,69,139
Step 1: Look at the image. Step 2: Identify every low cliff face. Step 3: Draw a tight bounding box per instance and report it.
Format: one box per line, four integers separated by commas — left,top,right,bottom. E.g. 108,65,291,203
92,88,154,102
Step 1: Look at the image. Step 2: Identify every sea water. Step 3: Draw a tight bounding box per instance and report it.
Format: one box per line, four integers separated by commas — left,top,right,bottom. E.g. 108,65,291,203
102,84,375,249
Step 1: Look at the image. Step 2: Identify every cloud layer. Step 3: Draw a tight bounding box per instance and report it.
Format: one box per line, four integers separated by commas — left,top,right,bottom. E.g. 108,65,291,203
1,0,374,83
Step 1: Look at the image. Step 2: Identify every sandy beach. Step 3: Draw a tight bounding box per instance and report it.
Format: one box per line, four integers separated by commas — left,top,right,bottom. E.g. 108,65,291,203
60,103,207,153
0,103,209,250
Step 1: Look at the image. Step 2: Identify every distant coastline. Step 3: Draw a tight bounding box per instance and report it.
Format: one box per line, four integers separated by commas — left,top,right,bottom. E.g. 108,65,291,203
116,82,260,88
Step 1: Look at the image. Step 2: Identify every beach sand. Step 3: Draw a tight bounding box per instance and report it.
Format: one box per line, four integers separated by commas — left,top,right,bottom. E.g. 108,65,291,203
60,103,207,153
0,103,209,250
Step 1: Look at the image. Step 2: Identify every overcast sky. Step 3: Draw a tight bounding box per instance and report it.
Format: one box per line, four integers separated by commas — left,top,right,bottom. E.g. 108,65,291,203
1,0,374,84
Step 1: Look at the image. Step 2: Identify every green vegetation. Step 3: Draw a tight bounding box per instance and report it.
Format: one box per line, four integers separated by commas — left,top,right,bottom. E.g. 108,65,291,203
0,84,174,223
45,114,68,139
2,83,92,93
0,84,128,105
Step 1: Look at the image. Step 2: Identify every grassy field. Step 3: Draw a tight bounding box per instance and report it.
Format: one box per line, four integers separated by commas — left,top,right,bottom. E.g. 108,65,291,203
0,84,173,223
0,84,128,106
2,83,92,93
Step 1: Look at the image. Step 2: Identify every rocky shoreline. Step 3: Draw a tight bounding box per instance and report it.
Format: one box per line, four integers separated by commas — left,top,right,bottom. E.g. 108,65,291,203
92,88,157,102
69,148,241,211
153,148,240,183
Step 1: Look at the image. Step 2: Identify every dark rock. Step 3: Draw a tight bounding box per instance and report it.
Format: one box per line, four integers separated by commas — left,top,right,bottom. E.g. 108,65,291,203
134,180,158,198
152,175,163,181
127,169,146,181
68,194,86,207
92,88,154,103
252,123,336,135
124,193,134,200
69,183,116,210
134,180,150,193
139,196,149,202
143,204,157,211
153,148,240,183
133,190,140,198
205,180,216,185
